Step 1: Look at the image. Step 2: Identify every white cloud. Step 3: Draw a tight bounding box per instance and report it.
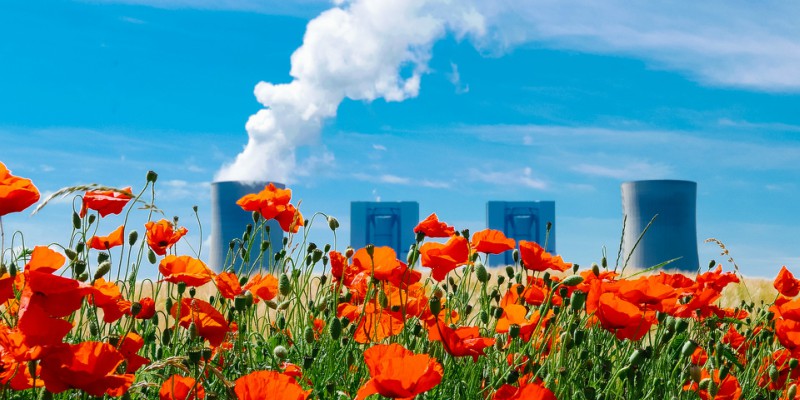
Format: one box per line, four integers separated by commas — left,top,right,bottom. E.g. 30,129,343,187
447,62,469,94
372,144,387,151
352,172,451,189
468,166,547,190
571,161,672,180
159,180,211,201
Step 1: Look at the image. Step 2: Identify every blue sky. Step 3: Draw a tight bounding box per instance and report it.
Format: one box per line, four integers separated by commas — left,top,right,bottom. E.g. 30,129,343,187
1,0,799,277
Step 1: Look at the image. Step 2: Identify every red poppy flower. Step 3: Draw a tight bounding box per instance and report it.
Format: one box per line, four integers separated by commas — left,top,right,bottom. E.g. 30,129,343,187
88,225,125,250
616,275,678,313
39,341,134,397
79,187,133,218
493,380,557,400
518,241,571,272
419,235,470,281
683,369,741,400
236,183,293,220
160,374,205,400
0,162,40,217
159,255,215,287
775,266,800,298
171,298,229,346
338,301,405,344
596,292,655,341
276,203,304,233
471,229,516,255
146,219,188,256
118,333,150,373
244,273,279,302
356,343,443,400
495,304,551,342
215,271,244,300
135,297,156,319
414,213,455,238
351,246,421,288
89,278,130,323
24,245,65,274
428,322,495,362
234,370,311,400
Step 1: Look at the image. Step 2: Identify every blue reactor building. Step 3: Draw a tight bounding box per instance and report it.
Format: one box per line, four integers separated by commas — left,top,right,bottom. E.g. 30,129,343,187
486,201,556,266
350,201,419,261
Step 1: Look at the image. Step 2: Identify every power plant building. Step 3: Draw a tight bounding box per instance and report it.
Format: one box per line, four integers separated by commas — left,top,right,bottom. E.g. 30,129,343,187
350,201,419,261
210,181,285,273
620,180,699,271
486,201,556,266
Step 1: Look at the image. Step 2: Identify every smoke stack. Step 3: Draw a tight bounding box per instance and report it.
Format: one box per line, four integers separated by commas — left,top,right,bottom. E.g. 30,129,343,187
620,180,699,271
210,181,284,273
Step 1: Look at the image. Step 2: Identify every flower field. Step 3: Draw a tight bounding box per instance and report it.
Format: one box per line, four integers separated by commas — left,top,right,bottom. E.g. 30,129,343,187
2,161,800,399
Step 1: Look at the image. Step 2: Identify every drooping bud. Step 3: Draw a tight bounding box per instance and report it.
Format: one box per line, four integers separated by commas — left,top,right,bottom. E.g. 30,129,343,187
94,261,112,281
72,212,81,230
328,216,339,230
365,244,375,257
64,248,78,261
681,340,698,358
146,170,158,183
188,322,198,340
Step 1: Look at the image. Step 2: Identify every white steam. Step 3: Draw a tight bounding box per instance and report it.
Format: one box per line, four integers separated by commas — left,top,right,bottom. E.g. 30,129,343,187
215,0,486,182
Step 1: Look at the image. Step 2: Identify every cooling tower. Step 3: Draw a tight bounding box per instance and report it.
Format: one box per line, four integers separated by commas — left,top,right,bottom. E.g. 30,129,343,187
621,180,698,271
486,201,556,266
210,181,284,273
350,201,419,261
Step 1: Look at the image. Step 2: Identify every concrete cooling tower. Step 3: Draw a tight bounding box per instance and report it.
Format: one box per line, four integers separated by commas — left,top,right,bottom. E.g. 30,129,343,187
620,180,699,271
210,181,284,273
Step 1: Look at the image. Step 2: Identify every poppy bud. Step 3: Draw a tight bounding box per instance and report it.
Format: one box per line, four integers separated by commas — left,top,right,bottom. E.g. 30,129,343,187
130,302,142,317
278,301,291,311
791,358,799,369
708,260,716,269
77,272,88,282
273,345,288,360
573,329,585,346
94,261,111,281
769,364,780,383
161,329,173,346
279,273,291,296
570,291,586,312
601,256,607,269
148,249,156,264
87,214,96,225
512,249,519,263
572,263,580,273
497,275,505,285
327,216,339,230
188,348,202,364
304,326,315,344
189,287,196,298
365,244,374,257
165,298,173,312
277,315,286,330
561,332,572,349
234,295,247,312
591,263,600,276
429,296,442,316
460,229,470,240
789,384,798,400
89,321,99,336
313,249,323,264
176,281,186,296
188,322,198,340
561,275,584,287
72,211,81,230
509,324,521,339
433,288,444,299
76,241,85,253
480,310,489,324
493,306,504,319
505,266,515,278
329,318,342,340
629,349,646,365
681,340,698,358
258,240,269,253
475,263,489,283
64,248,78,261
675,319,689,333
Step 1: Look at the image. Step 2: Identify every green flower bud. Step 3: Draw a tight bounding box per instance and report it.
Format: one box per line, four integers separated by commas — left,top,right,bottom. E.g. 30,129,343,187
428,296,441,316
329,318,342,340
128,230,138,246
304,326,315,344
188,322,198,340
93,261,112,281
279,273,291,296
475,264,489,283
366,244,374,257
681,340,698,358
328,216,339,230
72,212,81,230
177,282,186,296
234,295,247,312
89,321,99,336
273,345,288,360
561,274,584,287
64,248,78,261
570,290,586,312
77,272,88,282
148,249,157,264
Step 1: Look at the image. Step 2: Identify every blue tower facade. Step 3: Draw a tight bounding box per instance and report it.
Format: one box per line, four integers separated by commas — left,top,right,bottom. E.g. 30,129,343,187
350,201,419,261
210,181,285,273
486,201,556,266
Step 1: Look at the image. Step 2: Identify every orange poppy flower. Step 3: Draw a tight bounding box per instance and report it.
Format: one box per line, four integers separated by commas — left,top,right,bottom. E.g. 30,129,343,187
414,213,455,238
160,374,205,400
775,266,800,298
17,300,74,348
420,235,470,281
39,341,134,397
159,255,215,287
21,270,91,318
356,343,443,400
276,203,304,233
234,370,311,400
89,277,130,323
0,162,40,217
24,245,65,274
236,183,293,220
596,292,655,341
518,240,571,272
351,246,421,288
118,332,150,373
495,304,552,342
428,322,495,362
171,298,229,347
493,380,557,400
470,229,516,255
135,296,156,319
337,301,405,344
146,219,188,256
79,187,133,218
683,369,741,400
88,225,125,250
244,273,279,302
215,271,245,300
758,349,800,390
616,275,678,313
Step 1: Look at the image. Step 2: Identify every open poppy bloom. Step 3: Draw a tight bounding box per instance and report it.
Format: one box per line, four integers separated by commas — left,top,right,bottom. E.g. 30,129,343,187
134,297,156,319
24,245,66,274
470,229,516,255
89,278,131,323
419,235,470,281
775,266,800,298
338,301,405,344
171,298,229,347
88,225,125,250
159,374,205,400
236,183,293,220
518,241,571,272
495,304,551,342
145,219,188,256
493,380,558,400
0,162,40,217
79,187,133,218
276,203,304,233
159,255,215,287
428,322,495,362
234,370,311,400
414,213,455,238
595,292,655,341
356,343,443,400
39,341,134,397
683,369,741,400
351,246,421,288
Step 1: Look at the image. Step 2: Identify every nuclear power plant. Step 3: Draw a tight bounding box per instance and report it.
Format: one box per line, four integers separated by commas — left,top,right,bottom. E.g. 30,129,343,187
620,180,699,271
350,201,419,261
486,201,556,266
209,181,285,272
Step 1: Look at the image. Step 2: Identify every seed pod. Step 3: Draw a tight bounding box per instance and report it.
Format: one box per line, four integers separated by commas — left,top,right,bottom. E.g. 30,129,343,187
509,324,521,339
505,266,515,278
273,345,288,360
94,261,112,281
493,306,504,319
77,272,88,282
148,249,157,264
72,212,81,230
73,260,87,275
428,296,442,316
188,287,196,298
497,275,505,285
561,275,584,287
130,302,142,317
278,273,291,296
202,348,212,361
177,282,186,296
97,252,109,263
128,230,138,246
188,348,202,364
75,241,85,254
146,170,158,183
329,318,342,340
234,295,247,312
365,244,374,257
